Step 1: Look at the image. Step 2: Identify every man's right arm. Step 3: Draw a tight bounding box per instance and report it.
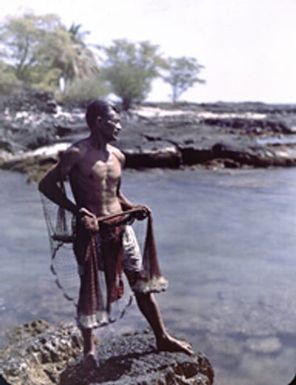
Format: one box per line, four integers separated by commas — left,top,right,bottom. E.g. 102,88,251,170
38,147,80,215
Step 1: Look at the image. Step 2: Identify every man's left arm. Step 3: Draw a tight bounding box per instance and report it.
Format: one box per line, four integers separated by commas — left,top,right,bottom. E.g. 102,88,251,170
116,150,150,217
117,189,135,211
117,188,150,219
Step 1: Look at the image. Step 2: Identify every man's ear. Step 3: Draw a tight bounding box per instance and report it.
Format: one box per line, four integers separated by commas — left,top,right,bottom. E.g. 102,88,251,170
95,116,102,127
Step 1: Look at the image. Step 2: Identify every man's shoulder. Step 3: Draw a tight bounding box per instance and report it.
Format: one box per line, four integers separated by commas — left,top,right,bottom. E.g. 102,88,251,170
71,137,89,150
60,139,88,165
66,138,89,156
108,144,125,163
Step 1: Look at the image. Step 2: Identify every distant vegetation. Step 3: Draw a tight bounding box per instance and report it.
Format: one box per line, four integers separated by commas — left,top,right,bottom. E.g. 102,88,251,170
0,12,205,109
99,39,166,110
162,57,205,103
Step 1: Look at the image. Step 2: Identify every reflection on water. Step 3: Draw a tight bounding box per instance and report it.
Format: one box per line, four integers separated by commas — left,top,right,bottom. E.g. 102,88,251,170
1,168,296,385
256,134,296,145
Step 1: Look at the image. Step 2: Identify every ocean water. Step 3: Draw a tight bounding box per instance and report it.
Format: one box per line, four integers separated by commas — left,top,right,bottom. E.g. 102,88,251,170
1,167,296,385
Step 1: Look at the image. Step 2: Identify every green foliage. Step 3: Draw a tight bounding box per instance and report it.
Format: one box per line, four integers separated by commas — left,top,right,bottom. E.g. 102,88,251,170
0,13,206,106
0,13,99,92
63,22,98,82
162,57,205,103
0,61,21,95
100,39,166,110
57,75,108,105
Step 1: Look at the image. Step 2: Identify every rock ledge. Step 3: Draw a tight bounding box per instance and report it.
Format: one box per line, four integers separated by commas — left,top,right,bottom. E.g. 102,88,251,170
0,321,214,385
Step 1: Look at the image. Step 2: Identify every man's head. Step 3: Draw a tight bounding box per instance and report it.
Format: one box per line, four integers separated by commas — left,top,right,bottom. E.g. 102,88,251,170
86,99,121,142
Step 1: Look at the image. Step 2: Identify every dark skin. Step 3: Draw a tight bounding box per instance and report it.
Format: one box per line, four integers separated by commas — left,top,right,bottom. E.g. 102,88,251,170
39,107,193,364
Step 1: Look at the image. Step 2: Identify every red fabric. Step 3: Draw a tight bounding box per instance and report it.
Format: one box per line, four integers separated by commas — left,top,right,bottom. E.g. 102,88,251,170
74,212,166,328
75,220,125,322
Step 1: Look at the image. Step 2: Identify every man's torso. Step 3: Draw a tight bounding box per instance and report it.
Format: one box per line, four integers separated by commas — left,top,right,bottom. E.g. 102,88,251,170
69,139,123,217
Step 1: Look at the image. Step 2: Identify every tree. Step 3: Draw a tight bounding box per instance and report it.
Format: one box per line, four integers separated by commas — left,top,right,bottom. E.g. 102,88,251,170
0,13,99,92
0,61,21,95
162,57,205,103
99,39,166,110
62,23,99,84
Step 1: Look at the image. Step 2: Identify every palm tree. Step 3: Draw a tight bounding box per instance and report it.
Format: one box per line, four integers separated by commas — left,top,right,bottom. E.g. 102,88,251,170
63,23,99,82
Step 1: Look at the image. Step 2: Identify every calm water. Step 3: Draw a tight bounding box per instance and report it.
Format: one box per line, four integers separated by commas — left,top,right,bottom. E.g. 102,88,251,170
1,167,296,385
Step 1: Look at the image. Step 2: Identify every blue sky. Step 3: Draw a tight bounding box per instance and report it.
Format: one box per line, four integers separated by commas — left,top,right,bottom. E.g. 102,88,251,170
1,0,296,104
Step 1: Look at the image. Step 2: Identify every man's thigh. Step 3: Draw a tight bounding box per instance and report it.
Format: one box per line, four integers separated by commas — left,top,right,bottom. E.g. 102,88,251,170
122,225,143,286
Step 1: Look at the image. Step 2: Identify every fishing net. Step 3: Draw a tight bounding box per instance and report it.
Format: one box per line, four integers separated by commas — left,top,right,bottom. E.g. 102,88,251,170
40,181,79,303
40,182,167,326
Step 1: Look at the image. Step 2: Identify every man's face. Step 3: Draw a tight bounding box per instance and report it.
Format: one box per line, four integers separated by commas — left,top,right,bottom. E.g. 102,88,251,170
95,108,122,142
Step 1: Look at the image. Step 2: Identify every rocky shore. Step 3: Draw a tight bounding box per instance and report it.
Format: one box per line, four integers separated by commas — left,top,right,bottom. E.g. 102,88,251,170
0,320,214,385
1,91,296,180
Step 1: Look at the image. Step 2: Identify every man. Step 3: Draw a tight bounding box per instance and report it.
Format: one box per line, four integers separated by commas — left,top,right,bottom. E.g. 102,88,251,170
39,99,193,365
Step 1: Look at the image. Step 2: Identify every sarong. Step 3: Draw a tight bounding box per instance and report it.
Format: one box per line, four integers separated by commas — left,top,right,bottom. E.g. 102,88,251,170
73,214,168,329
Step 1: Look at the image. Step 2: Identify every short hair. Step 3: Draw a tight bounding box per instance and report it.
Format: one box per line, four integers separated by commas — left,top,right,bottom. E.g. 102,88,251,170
85,99,117,129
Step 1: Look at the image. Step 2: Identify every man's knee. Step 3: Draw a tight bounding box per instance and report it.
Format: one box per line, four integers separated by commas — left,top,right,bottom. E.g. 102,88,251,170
125,270,144,290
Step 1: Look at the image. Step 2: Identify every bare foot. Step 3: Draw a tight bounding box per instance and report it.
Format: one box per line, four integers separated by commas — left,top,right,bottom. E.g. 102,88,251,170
82,352,97,370
157,335,194,356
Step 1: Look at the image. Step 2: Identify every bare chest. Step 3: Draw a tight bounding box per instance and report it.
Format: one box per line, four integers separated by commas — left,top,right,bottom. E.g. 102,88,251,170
78,151,121,186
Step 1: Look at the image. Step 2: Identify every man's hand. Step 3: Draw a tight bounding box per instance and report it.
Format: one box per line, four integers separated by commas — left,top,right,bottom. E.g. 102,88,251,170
79,208,99,232
132,205,151,221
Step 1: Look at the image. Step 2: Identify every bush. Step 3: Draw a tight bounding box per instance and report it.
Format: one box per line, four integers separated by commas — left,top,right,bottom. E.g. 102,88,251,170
57,76,108,106
0,62,22,96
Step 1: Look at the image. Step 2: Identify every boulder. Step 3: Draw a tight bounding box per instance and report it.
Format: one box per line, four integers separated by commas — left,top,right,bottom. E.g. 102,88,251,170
0,321,214,385
0,320,83,385
124,141,182,169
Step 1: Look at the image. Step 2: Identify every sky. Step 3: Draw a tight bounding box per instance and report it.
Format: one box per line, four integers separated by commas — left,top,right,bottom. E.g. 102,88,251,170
1,0,296,104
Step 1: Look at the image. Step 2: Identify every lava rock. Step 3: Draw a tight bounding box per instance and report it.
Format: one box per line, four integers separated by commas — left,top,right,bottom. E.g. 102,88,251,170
61,331,214,385
0,322,214,385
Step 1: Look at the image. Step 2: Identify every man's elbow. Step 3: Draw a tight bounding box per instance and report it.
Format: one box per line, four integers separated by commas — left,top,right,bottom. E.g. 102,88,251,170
38,177,48,195
38,179,44,193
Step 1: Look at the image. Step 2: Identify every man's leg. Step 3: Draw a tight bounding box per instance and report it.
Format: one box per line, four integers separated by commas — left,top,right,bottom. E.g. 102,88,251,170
122,226,193,355
134,292,194,355
80,327,97,368
81,327,95,356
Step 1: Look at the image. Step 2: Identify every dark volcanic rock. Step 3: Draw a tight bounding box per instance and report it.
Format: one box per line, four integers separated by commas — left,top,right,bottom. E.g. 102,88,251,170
61,332,213,385
1,89,58,114
0,322,214,385
199,116,291,135
0,321,83,385
124,141,182,169
2,99,296,173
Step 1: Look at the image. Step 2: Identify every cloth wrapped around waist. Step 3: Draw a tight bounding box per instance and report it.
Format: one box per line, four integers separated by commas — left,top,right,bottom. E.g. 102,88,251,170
73,211,168,328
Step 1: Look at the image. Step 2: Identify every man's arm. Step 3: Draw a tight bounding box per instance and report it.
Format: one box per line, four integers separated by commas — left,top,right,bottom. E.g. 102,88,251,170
114,147,150,217
38,147,79,215
113,149,135,211
118,189,134,211
117,183,150,219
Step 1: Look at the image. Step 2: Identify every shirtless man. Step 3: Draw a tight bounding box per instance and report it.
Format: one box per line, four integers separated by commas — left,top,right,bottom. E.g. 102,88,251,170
38,99,193,363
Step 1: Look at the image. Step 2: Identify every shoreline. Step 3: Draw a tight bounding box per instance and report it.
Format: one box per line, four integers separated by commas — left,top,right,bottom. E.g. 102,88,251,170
2,101,296,180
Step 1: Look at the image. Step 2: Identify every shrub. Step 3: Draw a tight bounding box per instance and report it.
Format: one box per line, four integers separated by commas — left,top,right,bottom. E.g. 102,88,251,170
57,76,108,106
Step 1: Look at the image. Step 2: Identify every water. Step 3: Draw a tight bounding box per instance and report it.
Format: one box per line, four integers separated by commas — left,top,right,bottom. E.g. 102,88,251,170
1,167,296,385
257,134,296,145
